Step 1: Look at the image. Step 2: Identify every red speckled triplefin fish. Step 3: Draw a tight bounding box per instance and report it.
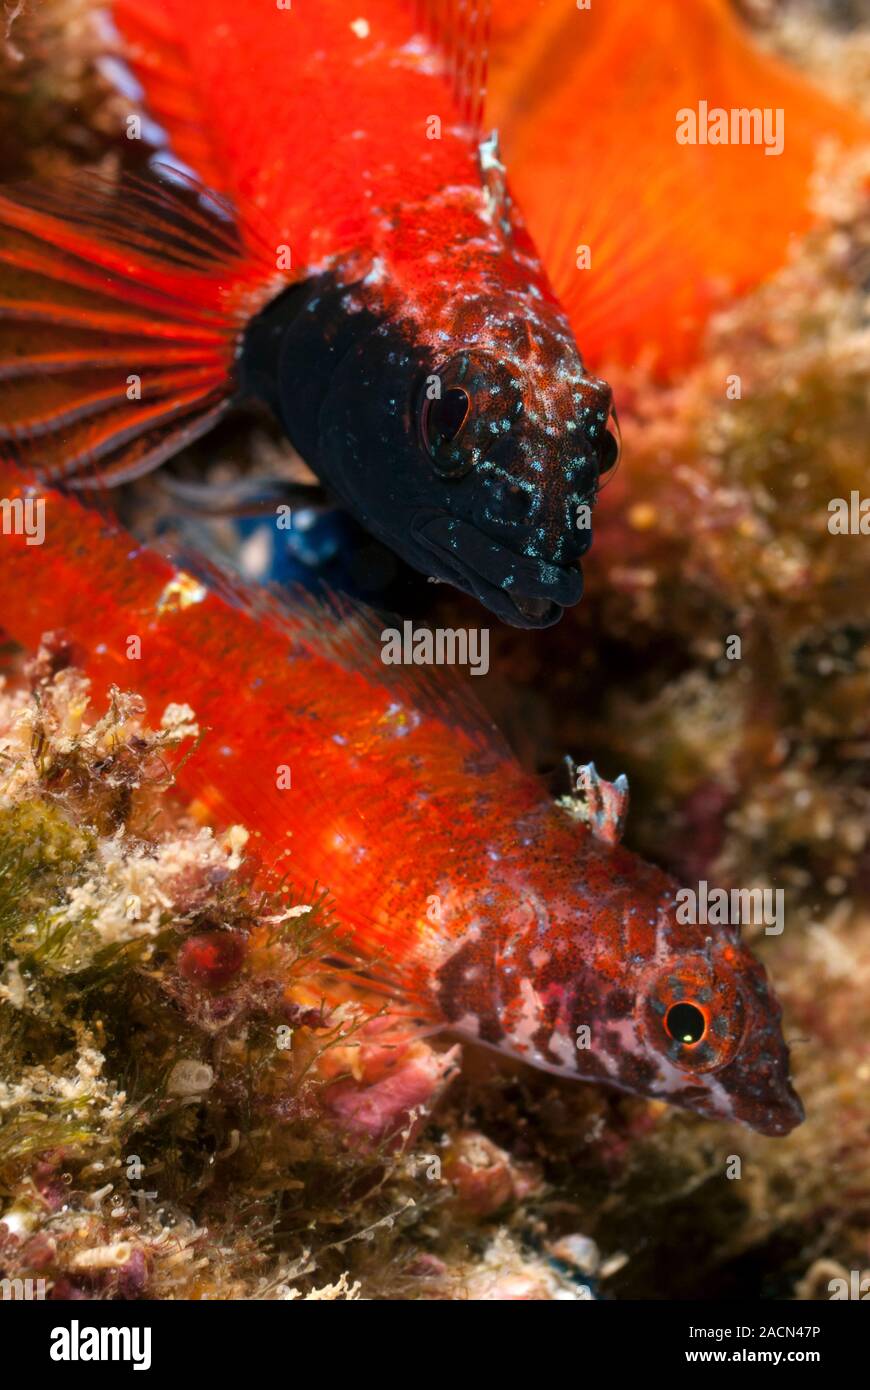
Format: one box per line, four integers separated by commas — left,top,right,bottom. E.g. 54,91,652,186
0,0,621,629
0,465,803,1135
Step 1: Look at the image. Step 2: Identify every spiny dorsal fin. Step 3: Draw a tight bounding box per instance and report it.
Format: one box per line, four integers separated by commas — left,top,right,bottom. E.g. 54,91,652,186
557,759,629,845
485,0,869,374
412,0,492,134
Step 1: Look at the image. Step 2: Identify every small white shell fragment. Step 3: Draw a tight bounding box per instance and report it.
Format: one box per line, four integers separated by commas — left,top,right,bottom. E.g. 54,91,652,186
166,1060,214,1096
71,1242,133,1271
221,823,249,870
160,702,199,741
549,1234,600,1275
0,1204,37,1238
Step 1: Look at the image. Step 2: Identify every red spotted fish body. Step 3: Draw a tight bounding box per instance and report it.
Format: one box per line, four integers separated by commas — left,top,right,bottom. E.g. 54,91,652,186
0,465,803,1136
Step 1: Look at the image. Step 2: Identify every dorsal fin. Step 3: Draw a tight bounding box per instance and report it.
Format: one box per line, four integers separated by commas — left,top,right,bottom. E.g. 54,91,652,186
116,0,492,175
185,556,512,762
486,0,869,374
413,0,492,134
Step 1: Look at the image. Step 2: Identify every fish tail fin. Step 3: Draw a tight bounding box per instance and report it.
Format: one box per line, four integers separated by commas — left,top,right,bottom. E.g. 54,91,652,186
488,0,869,373
0,165,289,487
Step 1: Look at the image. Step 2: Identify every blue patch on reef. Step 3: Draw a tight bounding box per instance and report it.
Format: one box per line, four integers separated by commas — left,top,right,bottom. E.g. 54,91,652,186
225,506,402,603
152,493,435,618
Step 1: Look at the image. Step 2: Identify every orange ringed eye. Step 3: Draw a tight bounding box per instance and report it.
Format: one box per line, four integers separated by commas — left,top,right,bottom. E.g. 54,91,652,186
665,1001,706,1045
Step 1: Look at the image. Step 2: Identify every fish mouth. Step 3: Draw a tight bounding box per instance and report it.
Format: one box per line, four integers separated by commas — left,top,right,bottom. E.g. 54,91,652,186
411,514,584,628
675,1075,804,1136
710,1052,805,1136
749,1082,805,1137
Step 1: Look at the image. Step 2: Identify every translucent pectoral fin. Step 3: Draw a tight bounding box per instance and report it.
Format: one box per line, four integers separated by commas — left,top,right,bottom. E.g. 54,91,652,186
157,470,326,518
0,166,288,490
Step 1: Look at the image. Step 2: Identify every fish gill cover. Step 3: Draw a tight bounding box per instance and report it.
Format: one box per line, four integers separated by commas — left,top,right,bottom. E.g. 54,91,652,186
0,0,867,1317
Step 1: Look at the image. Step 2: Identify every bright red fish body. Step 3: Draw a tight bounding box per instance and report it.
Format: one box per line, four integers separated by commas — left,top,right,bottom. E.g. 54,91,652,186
0,466,803,1136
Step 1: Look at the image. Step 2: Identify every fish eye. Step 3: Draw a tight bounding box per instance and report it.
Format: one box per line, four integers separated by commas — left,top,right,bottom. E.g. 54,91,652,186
639,958,744,1072
423,388,471,454
599,406,621,477
419,351,522,479
665,1001,707,1045
419,365,477,478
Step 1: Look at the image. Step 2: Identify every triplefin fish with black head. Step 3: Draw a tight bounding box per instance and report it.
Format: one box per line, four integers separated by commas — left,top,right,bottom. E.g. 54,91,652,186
0,0,618,628
245,200,620,628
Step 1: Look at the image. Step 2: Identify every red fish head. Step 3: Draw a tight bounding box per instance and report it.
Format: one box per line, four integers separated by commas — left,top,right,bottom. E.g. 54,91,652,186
629,935,804,1137
434,825,803,1137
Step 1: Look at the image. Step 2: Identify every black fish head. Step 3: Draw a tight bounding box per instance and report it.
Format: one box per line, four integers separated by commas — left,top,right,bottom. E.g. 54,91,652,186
250,276,617,627
407,332,619,627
